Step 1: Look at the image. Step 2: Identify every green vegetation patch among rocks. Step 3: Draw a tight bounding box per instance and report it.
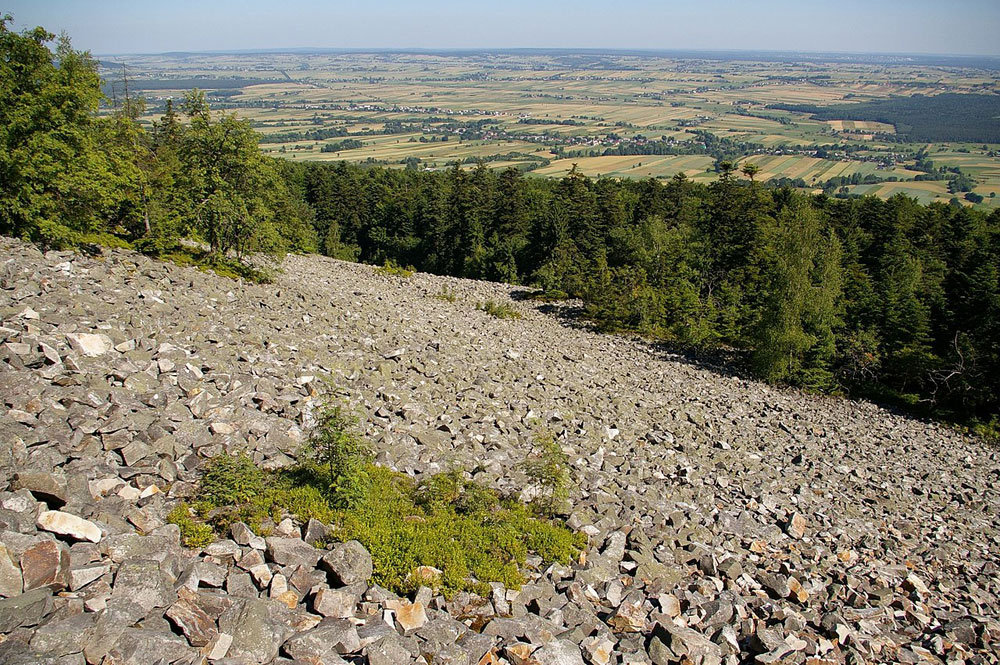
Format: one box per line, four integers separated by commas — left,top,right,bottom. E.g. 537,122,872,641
477,300,522,320
173,414,584,597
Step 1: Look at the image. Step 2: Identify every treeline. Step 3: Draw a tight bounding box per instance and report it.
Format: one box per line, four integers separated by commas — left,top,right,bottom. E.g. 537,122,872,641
3,20,998,432
261,126,350,144
321,139,364,152
771,94,1000,143
292,159,1000,429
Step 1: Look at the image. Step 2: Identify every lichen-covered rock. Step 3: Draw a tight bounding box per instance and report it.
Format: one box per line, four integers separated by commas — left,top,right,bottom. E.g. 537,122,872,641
0,587,52,633
218,597,294,664
111,559,175,611
265,536,322,568
283,618,359,661
320,540,373,587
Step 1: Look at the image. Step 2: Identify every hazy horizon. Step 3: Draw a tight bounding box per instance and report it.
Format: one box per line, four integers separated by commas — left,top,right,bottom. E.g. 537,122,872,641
6,0,1000,58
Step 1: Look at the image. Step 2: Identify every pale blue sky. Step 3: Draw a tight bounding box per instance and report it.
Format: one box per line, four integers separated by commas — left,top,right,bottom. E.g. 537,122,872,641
6,0,1000,56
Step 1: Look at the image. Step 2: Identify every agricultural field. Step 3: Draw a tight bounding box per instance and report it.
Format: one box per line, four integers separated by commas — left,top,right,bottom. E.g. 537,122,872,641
105,50,1000,207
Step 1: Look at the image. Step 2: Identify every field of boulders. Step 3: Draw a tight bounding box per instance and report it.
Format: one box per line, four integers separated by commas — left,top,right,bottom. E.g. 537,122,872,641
0,237,997,665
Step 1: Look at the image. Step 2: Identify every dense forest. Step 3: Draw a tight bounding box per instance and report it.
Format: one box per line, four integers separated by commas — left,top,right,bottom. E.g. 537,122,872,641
770,93,1000,143
2,19,999,435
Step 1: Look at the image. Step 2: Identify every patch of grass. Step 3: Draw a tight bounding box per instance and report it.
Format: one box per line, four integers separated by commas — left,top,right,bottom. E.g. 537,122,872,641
433,287,457,302
175,405,584,597
333,465,584,596
477,300,522,320
167,503,215,548
376,259,415,278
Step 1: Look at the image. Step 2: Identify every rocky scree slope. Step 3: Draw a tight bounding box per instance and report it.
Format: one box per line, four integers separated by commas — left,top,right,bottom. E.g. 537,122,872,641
0,236,997,665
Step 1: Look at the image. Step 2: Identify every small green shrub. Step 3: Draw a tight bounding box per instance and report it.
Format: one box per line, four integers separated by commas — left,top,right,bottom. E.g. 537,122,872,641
969,416,1000,444
433,287,457,302
167,503,215,548
305,404,371,509
200,453,266,505
521,431,571,517
376,259,414,278
478,300,522,320
143,245,274,283
333,465,584,596
415,469,499,515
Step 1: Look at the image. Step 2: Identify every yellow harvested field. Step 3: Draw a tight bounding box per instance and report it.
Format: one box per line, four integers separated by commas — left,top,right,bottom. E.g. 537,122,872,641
827,120,895,134
532,155,714,179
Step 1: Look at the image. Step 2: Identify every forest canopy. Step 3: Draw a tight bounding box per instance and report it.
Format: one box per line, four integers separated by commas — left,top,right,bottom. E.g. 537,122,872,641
770,93,1000,143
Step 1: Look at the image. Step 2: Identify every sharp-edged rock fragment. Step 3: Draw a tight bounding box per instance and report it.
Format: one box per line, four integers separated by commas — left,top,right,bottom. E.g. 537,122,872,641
20,540,71,592
320,539,373,586
36,510,102,543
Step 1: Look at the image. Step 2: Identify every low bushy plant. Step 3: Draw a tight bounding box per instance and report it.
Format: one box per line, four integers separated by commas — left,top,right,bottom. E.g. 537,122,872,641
177,434,584,596
433,287,457,302
376,259,414,278
166,503,214,548
200,453,265,505
478,300,521,320
333,465,583,596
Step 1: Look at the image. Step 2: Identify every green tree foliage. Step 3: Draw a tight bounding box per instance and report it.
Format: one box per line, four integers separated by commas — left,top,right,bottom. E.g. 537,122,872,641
0,18,142,246
175,90,311,259
305,404,370,509
0,17,313,261
179,445,584,596
752,196,842,390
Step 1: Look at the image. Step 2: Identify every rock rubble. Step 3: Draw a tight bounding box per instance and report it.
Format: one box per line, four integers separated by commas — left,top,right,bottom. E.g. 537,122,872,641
0,236,997,664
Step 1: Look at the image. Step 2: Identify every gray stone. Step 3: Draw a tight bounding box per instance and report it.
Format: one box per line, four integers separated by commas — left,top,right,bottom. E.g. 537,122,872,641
106,627,195,665
312,585,360,618
532,639,586,665
29,612,97,657
0,542,23,597
12,472,67,506
218,596,295,664
0,587,52,632
283,618,359,661
656,623,723,665
303,518,329,546
366,634,412,665
111,559,175,611
320,539,373,586
265,536,322,568
82,598,147,664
